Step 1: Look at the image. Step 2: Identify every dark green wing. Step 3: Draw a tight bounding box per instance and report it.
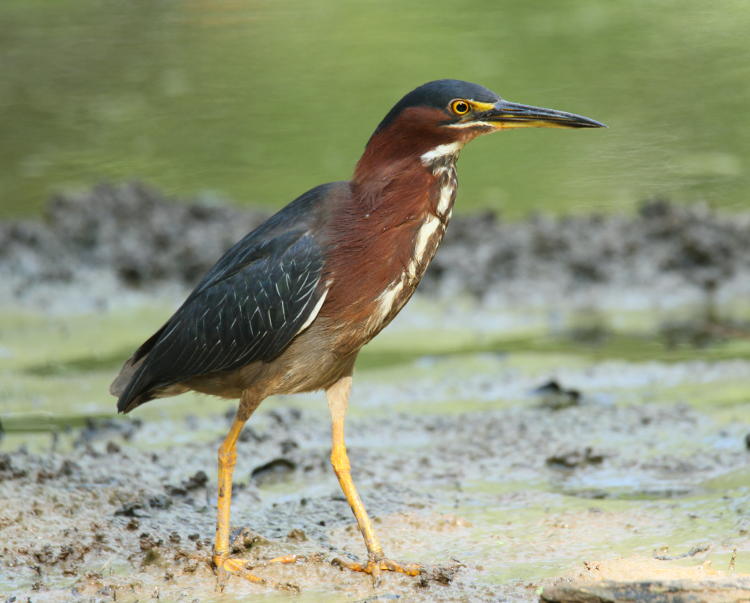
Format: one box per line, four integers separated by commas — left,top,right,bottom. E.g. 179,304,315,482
114,183,339,413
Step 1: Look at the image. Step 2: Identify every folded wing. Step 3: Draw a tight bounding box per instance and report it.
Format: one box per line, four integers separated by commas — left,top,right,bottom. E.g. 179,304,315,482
114,229,326,413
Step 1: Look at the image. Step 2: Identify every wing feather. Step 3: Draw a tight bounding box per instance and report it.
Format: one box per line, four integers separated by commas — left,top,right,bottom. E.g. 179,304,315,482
116,230,326,412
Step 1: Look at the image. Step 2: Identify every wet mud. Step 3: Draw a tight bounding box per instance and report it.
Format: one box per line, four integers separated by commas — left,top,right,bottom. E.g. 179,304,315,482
2,185,750,601
543,557,750,602
2,379,750,601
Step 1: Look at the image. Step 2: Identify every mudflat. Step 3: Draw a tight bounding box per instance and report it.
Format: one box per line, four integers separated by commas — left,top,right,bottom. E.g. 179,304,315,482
2,186,749,601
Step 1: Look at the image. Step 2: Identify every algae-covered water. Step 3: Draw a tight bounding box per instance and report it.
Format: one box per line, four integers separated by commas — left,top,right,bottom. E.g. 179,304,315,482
2,1,750,219
1,295,749,600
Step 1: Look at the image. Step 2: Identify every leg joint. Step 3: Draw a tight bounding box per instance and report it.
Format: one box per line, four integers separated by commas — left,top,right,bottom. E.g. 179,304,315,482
218,445,237,468
330,445,350,475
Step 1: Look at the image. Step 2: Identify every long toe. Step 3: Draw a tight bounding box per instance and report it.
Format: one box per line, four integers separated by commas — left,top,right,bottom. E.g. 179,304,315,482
214,556,266,586
332,555,423,585
381,558,422,576
213,552,306,587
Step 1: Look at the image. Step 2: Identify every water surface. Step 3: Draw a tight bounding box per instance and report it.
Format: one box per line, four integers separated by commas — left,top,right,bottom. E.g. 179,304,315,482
1,1,749,218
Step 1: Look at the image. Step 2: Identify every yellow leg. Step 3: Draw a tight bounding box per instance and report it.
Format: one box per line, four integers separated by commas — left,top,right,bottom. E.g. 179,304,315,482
212,392,288,587
326,376,421,581
214,413,246,559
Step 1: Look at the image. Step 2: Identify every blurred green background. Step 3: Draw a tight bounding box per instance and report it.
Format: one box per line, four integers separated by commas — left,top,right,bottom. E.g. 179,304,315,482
1,0,748,219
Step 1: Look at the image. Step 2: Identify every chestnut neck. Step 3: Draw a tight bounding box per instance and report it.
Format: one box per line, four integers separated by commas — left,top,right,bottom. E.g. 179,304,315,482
351,107,463,205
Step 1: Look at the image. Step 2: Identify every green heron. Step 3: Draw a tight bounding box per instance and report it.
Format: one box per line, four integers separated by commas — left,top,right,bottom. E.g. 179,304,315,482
112,79,604,584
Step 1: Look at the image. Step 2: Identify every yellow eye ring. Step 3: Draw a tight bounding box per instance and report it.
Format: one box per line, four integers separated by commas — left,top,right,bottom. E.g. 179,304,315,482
450,99,470,115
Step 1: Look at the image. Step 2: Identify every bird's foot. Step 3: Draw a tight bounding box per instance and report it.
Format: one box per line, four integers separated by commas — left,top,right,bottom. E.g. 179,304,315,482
213,553,303,590
214,555,266,584
332,554,422,585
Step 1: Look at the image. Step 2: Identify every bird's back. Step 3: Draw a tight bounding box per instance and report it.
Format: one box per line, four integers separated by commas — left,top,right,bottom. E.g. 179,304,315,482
112,181,350,413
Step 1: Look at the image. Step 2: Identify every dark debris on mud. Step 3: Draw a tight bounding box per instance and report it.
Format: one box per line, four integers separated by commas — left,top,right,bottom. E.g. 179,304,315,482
429,199,750,299
0,182,266,293
2,182,750,309
2,397,749,601
0,404,491,600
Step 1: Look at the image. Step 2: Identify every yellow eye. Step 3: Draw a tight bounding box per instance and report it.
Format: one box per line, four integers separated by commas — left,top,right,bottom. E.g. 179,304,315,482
450,99,470,115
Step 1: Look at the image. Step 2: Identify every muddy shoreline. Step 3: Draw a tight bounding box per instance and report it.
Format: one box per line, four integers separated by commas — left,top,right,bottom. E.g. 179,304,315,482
3,182,750,312
2,184,750,601
3,384,749,601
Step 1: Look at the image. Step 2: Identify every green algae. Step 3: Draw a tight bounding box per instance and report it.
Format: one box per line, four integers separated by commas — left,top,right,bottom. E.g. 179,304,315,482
3,300,750,430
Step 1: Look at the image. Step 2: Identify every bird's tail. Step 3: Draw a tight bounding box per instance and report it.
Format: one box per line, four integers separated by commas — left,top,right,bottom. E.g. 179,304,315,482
111,352,188,413
111,355,150,413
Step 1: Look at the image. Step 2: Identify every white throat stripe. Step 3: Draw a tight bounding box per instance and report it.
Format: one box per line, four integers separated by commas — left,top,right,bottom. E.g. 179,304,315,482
420,142,462,165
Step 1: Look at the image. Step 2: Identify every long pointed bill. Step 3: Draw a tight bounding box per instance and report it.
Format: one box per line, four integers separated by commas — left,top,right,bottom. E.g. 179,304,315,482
482,99,606,129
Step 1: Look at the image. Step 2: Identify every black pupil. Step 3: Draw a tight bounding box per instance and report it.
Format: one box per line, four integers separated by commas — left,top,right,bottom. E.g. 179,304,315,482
455,102,467,113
